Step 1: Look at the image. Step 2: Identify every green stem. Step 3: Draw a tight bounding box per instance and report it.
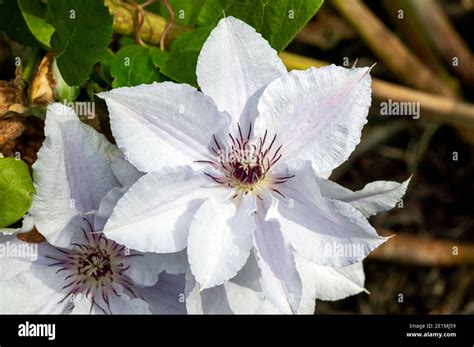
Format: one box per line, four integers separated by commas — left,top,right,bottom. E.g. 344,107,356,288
22,46,41,83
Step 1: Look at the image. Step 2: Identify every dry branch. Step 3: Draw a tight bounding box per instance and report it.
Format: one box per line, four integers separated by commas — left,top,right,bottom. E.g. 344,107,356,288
382,0,460,93
409,0,474,89
368,232,474,266
331,0,456,98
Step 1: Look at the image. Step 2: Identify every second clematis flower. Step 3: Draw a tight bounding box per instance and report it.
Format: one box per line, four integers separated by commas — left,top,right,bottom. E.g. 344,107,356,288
100,16,409,313
0,104,187,314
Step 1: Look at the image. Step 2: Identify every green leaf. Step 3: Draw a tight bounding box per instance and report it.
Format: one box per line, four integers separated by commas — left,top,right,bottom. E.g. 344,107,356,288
197,0,324,52
159,26,213,86
18,0,55,48
0,0,38,46
47,0,113,86
0,158,35,228
97,49,114,85
118,36,137,47
110,45,165,88
150,48,169,68
159,0,206,26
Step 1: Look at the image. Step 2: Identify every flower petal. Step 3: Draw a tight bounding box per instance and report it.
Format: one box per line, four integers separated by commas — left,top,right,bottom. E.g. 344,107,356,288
271,163,387,267
255,65,372,173
139,273,187,314
29,103,119,247
313,262,366,301
185,253,264,314
316,176,411,218
103,166,210,253
0,234,45,281
123,250,187,287
99,82,229,173
0,239,71,313
108,146,144,188
71,292,151,314
253,192,302,314
196,16,286,125
256,251,317,314
94,187,127,232
188,190,256,289
295,251,366,301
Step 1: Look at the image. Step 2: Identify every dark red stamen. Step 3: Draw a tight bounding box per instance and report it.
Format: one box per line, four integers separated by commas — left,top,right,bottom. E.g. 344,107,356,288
196,123,294,197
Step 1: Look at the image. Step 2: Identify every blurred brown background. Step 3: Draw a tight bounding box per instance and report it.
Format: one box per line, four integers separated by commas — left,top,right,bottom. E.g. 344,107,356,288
285,0,474,314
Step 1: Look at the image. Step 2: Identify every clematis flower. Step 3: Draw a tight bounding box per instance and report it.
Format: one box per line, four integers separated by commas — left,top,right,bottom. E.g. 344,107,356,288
100,17,409,313
0,104,186,314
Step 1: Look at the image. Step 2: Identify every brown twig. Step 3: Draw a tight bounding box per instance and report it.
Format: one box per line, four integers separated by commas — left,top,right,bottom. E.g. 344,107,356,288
331,0,456,98
382,0,460,94
408,0,474,90
160,0,175,51
126,0,160,46
128,1,145,46
368,232,474,267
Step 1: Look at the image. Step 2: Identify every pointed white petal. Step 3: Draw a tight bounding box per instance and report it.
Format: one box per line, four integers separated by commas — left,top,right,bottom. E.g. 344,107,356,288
313,262,366,301
293,253,317,314
188,190,256,289
255,251,317,314
316,176,411,218
99,82,229,173
255,65,372,173
295,250,366,302
253,192,302,314
185,253,264,314
271,163,387,267
104,166,210,253
197,16,286,124
29,103,119,247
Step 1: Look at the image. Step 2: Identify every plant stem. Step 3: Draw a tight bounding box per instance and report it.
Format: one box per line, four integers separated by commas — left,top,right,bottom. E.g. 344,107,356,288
22,46,41,83
105,0,189,48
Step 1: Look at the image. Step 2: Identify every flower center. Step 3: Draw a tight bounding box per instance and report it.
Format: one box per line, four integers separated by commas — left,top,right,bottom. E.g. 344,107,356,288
197,123,294,198
82,251,112,279
47,219,140,314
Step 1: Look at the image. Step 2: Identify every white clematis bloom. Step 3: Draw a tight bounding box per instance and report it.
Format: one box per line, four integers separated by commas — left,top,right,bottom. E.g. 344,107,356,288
100,17,409,313
0,104,187,314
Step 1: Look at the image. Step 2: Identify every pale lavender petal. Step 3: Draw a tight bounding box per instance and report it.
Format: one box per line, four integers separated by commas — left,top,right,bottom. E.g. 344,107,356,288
252,192,302,314
255,65,372,173
30,103,119,247
197,16,286,125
